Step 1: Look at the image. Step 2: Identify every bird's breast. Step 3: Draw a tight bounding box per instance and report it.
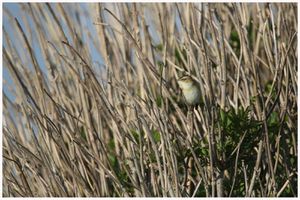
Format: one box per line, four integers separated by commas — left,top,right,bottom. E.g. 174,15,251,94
183,86,200,105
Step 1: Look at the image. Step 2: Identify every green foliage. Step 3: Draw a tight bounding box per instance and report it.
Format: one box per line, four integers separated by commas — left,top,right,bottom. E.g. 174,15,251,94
154,43,164,51
108,153,117,168
216,104,296,196
152,130,161,143
265,81,276,101
149,151,157,163
229,29,240,57
80,126,87,141
193,185,207,197
267,111,279,141
131,130,140,144
193,144,209,167
156,96,162,108
219,106,261,160
218,106,262,196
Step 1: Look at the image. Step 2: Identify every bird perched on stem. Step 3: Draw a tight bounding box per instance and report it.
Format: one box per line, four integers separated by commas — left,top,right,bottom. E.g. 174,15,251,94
177,75,201,106
177,74,202,196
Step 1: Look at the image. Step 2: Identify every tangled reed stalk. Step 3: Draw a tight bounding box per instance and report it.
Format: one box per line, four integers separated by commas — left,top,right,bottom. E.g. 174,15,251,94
3,3,297,197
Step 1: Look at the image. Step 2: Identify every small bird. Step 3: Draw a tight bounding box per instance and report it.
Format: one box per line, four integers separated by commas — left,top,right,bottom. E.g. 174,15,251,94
177,75,201,106
178,75,201,195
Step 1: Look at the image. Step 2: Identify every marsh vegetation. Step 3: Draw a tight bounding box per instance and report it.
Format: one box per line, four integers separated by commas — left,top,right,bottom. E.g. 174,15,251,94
3,3,297,197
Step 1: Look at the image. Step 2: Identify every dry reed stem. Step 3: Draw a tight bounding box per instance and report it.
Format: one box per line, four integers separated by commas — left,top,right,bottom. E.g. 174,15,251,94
3,3,297,197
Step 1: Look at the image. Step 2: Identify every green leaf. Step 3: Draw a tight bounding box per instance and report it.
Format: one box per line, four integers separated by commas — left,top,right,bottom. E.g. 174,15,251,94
156,96,162,108
108,153,117,168
154,43,163,51
80,126,87,141
108,138,115,150
152,130,161,143
131,130,140,143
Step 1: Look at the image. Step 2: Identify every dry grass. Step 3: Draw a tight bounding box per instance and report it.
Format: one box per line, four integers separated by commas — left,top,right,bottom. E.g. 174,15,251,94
2,3,297,197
